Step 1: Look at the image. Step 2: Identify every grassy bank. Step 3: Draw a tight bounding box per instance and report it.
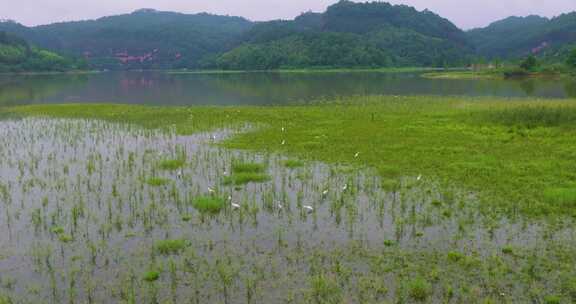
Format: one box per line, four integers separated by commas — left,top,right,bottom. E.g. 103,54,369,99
6,95,576,218
167,67,440,74
421,71,502,80
422,68,575,80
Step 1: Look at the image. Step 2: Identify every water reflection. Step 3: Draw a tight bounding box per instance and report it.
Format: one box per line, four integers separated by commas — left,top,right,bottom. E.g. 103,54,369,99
0,71,574,106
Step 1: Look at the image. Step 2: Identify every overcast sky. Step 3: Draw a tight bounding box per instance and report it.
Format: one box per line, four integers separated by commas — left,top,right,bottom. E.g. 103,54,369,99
1,0,574,30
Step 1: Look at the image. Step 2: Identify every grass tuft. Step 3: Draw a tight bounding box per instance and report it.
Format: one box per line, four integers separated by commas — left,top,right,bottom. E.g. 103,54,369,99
406,277,431,301
223,172,270,185
192,196,226,214
224,161,270,185
154,239,188,255
231,162,266,173
146,177,170,187
159,159,185,170
283,159,304,168
143,271,160,282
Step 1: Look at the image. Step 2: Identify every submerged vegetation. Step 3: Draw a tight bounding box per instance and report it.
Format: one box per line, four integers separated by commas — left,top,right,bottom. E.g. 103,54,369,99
0,95,576,302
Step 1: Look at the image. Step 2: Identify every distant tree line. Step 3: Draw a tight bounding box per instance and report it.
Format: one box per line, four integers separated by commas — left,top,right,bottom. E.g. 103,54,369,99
0,31,87,72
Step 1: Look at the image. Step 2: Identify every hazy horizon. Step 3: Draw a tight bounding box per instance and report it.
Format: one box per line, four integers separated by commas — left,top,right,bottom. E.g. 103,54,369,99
1,0,574,30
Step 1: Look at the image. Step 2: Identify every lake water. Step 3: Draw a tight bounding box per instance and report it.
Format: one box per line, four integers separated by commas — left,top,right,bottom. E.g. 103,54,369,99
0,71,575,106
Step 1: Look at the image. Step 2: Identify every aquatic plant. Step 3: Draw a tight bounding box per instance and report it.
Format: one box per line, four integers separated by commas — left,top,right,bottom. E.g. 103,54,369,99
154,239,189,255
309,274,342,304
143,271,160,282
231,162,266,173
283,160,304,169
223,172,270,185
159,159,186,171
406,277,431,301
192,196,225,214
146,177,170,187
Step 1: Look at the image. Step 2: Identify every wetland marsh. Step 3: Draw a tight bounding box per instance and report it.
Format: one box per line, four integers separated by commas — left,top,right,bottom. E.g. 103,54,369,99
0,94,575,303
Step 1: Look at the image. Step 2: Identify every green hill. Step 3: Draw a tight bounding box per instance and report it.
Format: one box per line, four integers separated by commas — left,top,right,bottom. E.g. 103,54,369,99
467,13,576,60
213,0,473,69
0,1,474,70
0,1,574,71
0,31,82,72
0,9,253,70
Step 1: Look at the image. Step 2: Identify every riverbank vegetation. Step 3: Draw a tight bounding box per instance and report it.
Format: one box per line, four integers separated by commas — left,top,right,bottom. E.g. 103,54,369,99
423,49,576,80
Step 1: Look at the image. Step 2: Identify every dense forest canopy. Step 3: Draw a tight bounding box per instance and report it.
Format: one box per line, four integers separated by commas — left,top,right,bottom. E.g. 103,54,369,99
0,31,85,72
0,0,574,71
468,13,576,60
0,10,253,70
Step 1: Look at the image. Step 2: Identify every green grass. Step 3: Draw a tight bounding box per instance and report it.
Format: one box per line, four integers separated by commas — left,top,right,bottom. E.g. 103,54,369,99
143,270,160,282
51,226,65,235
192,196,226,214
422,71,501,80
158,159,185,170
168,67,437,75
423,67,575,80
471,105,576,128
406,277,431,301
7,95,576,218
231,162,266,173
283,159,305,168
58,234,74,243
543,188,576,208
146,177,170,187
224,161,270,185
223,172,270,185
154,239,188,255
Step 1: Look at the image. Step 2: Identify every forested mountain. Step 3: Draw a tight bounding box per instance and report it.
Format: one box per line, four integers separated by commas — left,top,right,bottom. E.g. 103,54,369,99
467,13,576,59
0,9,253,70
0,31,83,72
0,1,574,70
213,1,473,69
0,1,474,70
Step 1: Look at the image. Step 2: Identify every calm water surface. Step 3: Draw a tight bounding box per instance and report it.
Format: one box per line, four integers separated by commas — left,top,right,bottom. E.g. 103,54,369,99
0,71,575,106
